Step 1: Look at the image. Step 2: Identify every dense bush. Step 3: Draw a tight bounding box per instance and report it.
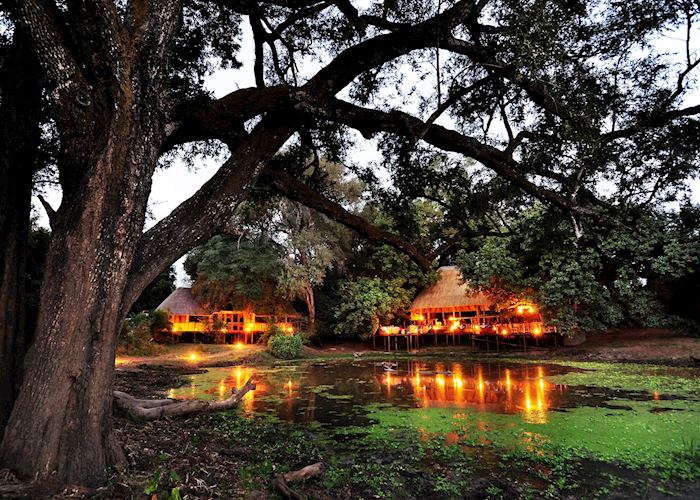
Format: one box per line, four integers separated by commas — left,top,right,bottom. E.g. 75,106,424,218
457,206,700,336
268,334,304,359
118,311,170,356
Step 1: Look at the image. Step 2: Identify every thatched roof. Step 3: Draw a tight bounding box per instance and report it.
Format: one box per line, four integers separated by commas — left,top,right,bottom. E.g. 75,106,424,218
156,287,207,315
410,266,491,310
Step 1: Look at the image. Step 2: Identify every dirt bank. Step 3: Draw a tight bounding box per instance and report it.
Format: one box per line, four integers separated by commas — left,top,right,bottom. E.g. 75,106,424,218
513,328,700,365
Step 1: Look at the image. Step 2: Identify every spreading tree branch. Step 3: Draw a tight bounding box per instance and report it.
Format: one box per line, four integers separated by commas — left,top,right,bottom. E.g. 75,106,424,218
261,167,433,270
291,93,615,224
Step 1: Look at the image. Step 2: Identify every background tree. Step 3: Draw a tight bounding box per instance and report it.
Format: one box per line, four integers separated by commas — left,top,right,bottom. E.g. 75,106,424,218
457,204,700,334
129,267,177,314
184,236,287,313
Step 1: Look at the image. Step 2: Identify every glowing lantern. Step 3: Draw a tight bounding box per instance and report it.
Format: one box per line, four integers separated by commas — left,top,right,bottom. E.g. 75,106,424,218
516,304,536,315
500,328,509,336
532,326,542,336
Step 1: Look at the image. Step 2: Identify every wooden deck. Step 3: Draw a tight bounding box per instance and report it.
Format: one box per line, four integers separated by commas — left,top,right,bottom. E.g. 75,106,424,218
376,322,558,352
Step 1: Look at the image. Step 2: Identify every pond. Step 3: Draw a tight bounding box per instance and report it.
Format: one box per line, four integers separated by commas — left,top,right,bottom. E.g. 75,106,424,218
166,359,682,424
166,358,700,497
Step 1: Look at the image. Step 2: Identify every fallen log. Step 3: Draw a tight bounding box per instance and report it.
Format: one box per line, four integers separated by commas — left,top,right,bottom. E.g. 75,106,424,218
114,378,256,421
272,462,324,499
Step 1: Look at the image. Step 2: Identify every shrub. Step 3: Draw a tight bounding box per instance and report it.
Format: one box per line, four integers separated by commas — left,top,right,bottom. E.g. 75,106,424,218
118,312,169,356
258,322,286,345
268,334,303,359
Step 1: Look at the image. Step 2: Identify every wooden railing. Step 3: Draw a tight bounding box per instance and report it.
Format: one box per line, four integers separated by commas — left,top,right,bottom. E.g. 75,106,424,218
379,322,556,336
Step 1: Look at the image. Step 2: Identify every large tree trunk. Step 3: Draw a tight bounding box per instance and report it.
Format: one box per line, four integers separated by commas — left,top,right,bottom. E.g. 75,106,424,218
0,3,185,488
0,110,159,486
0,30,42,433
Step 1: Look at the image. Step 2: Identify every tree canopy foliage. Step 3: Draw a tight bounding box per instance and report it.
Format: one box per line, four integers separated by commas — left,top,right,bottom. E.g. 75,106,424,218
457,204,700,334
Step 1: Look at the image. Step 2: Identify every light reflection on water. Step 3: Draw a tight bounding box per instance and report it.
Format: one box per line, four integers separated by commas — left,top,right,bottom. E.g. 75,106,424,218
166,360,571,425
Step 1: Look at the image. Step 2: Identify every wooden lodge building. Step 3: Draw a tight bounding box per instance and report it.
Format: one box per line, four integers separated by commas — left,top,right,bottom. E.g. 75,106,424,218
156,287,306,343
379,266,556,349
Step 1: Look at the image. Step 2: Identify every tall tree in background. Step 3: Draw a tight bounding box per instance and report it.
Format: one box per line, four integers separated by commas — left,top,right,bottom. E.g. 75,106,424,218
457,205,700,334
0,0,697,488
185,236,286,312
129,267,177,314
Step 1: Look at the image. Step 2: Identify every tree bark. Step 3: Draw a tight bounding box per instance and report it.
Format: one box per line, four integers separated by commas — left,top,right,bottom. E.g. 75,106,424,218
0,30,42,434
0,111,158,486
303,281,316,327
0,1,181,487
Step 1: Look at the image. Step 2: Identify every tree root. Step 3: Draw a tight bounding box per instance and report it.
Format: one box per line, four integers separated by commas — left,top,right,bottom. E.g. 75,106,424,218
272,462,325,499
113,378,256,421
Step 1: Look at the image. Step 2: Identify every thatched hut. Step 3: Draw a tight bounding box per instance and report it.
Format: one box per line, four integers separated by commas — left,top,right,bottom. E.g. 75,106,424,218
407,266,553,337
409,266,497,329
156,287,209,334
156,287,306,340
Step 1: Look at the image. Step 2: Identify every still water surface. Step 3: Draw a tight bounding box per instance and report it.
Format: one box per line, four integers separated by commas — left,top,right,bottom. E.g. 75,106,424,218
166,360,652,425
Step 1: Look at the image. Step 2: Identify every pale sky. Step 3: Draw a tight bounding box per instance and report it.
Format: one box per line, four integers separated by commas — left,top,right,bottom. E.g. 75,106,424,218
31,9,699,286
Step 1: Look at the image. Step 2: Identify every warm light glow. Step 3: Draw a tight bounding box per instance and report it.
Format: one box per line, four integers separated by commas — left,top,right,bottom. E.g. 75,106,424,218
436,374,446,387
505,369,512,392
234,342,244,349
500,328,509,336
454,377,464,389
516,304,536,315
218,379,226,398
477,368,485,401
525,389,532,411
167,388,176,399
115,357,126,366
474,324,481,334
286,326,295,334
186,352,200,363
244,323,253,332
533,326,542,336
